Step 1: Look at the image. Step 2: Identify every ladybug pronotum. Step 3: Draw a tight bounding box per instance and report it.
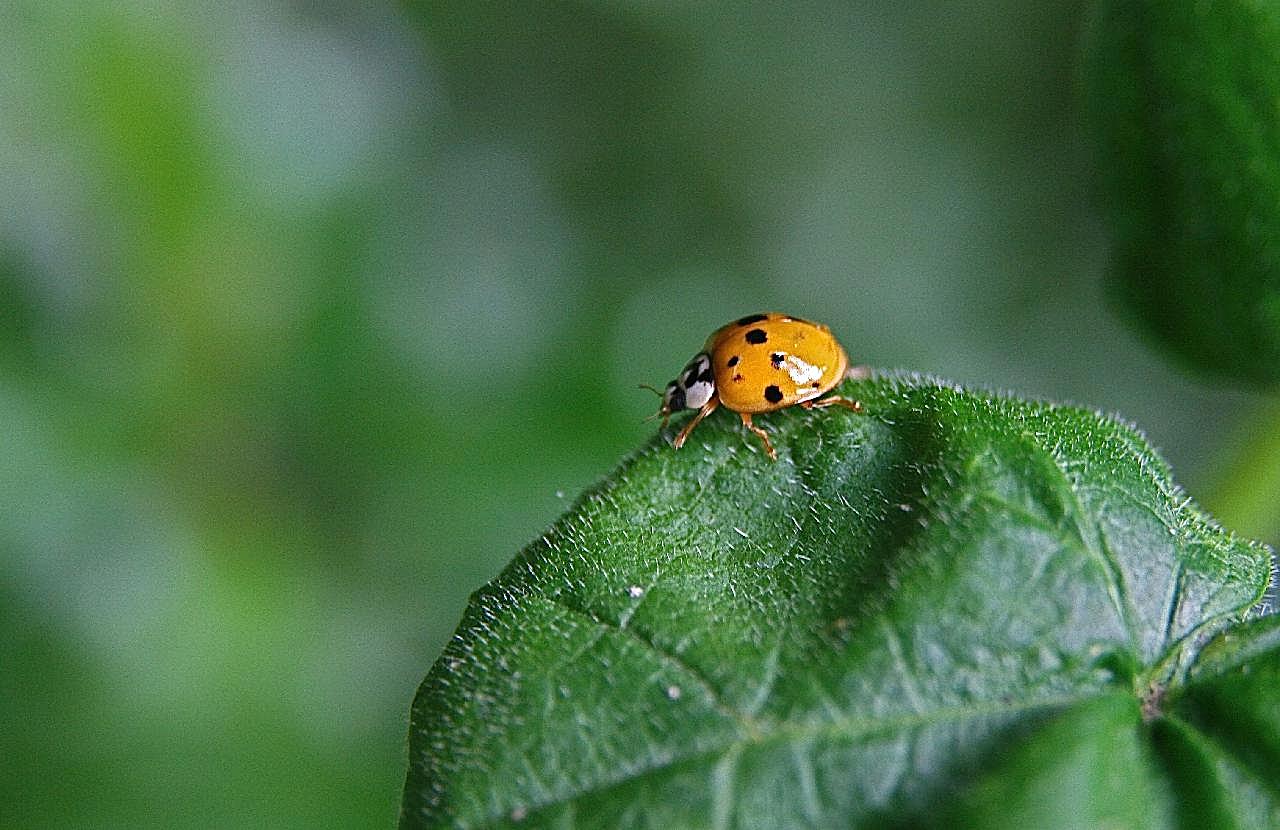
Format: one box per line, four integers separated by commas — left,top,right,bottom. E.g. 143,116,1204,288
650,313,864,460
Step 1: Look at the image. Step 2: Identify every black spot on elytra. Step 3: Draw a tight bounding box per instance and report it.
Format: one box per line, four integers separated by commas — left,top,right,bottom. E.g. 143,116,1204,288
770,352,784,367
745,329,767,344
732,374,744,382
726,355,739,367
764,385,783,403
736,314,768,326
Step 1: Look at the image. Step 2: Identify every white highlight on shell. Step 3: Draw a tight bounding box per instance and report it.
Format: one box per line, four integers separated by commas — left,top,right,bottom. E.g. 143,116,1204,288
784,355,823,385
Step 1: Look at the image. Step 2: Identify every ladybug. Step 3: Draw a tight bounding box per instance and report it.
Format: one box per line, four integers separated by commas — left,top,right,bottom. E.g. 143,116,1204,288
648,313,864,460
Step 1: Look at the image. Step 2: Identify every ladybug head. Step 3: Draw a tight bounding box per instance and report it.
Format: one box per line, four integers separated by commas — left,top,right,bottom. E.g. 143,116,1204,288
653,353,715,427
657,381,685,425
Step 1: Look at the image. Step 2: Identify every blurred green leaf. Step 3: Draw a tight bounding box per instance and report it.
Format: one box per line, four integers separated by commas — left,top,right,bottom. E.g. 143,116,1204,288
400,374,1275,828
1084,0,1280,386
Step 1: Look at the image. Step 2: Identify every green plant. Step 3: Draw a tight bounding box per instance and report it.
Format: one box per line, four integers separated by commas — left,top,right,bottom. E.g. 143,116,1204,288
401,376,1276,827
1084,0,1280,388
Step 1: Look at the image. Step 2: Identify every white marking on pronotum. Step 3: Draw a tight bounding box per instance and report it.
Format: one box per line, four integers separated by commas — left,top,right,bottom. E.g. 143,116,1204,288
680,354,710,387
683,380,714,409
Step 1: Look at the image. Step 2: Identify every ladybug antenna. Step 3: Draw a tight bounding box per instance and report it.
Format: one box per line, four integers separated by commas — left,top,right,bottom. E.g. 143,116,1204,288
642,411,671,429
639,384,672,426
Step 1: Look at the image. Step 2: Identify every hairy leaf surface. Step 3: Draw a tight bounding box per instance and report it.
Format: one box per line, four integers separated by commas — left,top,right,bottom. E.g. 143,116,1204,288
402,375,1275,828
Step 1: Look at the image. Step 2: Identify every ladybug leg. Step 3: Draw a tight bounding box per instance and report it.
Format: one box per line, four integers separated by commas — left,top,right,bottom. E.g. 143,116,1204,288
803,395,864,414
673,397,719,450
739,413,777,460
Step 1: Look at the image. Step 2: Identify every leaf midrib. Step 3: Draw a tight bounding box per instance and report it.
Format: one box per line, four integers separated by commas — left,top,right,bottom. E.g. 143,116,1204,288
488,689,1105,829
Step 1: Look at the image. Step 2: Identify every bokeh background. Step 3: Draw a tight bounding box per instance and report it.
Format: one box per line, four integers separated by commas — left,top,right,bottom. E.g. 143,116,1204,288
2,2,1276,827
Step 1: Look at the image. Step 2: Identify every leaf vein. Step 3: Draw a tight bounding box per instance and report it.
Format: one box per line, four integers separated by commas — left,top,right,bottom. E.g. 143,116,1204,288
536,591,760,733
492,691,1089,828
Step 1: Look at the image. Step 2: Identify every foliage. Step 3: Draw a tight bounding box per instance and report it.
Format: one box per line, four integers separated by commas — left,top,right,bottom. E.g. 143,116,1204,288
1084,0,1280,386
5,2,1279,826
402,375,1276,828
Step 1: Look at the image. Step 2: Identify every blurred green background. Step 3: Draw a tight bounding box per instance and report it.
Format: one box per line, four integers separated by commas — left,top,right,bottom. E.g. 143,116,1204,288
1,2,1275,827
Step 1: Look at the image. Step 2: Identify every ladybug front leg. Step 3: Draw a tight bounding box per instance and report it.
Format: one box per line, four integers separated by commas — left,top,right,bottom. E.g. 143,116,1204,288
803,395,864,414
739,413,777,461
672,397,719,450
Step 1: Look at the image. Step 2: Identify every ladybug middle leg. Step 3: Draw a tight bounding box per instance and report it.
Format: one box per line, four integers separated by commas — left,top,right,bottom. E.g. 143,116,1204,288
738,413,777,460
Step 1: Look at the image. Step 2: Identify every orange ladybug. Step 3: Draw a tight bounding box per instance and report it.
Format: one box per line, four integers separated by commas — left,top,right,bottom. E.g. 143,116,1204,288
651,313,864,460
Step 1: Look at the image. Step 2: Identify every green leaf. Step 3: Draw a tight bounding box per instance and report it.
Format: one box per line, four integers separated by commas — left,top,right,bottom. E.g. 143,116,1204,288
1159,615,1280,826
401,375,1275,828
932,694,1174,829
1083,0,1280,386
